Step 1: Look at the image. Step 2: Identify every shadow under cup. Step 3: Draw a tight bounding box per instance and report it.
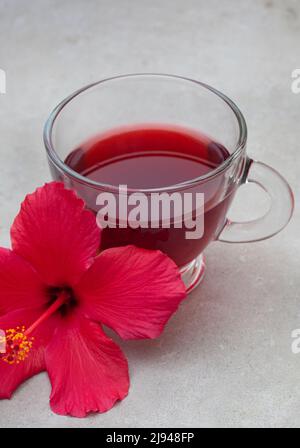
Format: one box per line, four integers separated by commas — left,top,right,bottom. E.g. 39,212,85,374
44,74,294,292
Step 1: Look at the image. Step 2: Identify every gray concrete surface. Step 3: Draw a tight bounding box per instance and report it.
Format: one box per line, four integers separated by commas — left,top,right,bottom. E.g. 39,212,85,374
0,0,299,428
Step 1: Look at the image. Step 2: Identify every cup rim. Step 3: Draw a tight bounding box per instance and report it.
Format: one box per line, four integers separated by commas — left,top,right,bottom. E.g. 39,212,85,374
43,73,248,193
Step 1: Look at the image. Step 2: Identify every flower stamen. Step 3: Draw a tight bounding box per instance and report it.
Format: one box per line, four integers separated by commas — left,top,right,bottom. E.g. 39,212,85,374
0,291,69,365
0,327,34,364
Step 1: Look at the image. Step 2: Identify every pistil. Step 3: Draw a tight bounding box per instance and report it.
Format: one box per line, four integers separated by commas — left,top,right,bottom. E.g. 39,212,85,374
0,291,69,365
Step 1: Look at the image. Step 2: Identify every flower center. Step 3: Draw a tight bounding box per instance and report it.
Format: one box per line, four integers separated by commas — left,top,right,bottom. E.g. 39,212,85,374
0,288,75,365
47,286,77,316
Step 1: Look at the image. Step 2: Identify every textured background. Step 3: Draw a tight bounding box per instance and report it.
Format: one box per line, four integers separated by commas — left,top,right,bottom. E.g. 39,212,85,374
0,0,299,428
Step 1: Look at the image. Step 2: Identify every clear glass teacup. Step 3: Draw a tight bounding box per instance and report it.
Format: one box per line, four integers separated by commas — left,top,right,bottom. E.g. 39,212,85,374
44,74,294,292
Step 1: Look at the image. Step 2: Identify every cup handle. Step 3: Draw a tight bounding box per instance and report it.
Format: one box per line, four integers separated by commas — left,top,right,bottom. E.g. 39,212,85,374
218,158,294,243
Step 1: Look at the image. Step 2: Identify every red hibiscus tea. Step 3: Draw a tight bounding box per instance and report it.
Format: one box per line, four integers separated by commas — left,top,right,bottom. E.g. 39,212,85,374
64,125,236,267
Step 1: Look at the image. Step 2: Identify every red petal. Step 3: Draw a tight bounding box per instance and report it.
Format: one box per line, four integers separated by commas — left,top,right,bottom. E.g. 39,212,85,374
11,182,100,286
45,313,129,417
0,307,54,399
0,248,46,314
76,246,186,340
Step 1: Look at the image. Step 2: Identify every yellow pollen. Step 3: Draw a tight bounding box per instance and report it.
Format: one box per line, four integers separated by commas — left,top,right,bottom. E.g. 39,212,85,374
0,327,34,365
0,292,70,366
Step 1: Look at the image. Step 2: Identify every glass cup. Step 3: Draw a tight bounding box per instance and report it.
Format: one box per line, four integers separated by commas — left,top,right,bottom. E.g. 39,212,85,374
44,74,294,292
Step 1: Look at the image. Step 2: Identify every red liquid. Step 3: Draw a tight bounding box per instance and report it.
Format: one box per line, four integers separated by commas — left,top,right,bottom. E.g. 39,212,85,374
63,126,236,266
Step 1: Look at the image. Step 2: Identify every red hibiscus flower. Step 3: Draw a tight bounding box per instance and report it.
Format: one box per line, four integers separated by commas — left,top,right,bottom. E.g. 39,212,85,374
0,182,186,417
